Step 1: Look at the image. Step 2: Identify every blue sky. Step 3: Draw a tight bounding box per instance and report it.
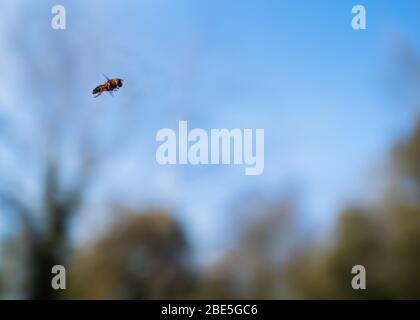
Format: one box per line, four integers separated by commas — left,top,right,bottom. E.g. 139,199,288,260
0,0,419,261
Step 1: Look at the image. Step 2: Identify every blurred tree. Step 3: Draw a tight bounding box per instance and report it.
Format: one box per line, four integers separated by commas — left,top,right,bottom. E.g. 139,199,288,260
0,3,136,299
286,51,420,299
0,270,2,297
66,210,196,299
287,208,394,299
392,119,420,200
196,196,302,299
287,200,420,299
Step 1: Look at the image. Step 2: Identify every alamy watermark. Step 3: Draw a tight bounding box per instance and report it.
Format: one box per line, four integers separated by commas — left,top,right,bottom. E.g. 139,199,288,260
156,121,264,176
51,265,66,290
351,265,367,290
51,5,66,30
352,5,366,30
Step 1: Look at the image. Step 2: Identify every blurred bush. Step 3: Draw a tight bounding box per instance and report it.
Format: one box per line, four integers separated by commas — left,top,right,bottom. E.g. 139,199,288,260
286,119,420,299
66,210,196,299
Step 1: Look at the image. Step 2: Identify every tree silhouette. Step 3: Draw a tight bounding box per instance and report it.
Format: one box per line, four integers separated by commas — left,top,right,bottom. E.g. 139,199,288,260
66,210,195,299
0,3,136,298
285,49,420,299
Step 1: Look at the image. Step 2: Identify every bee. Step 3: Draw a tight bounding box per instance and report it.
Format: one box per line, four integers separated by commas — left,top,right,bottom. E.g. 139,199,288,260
92,74,124,98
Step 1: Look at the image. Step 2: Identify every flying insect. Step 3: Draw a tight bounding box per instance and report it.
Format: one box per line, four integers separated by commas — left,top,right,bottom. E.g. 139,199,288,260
92,74,124,98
